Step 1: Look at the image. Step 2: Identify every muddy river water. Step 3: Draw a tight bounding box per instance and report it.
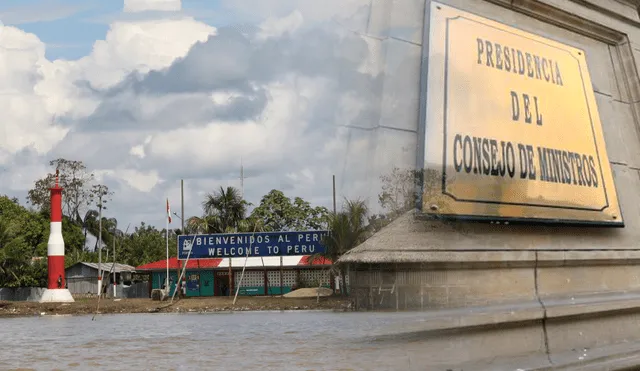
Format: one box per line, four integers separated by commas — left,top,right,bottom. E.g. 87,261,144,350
0,311,443,371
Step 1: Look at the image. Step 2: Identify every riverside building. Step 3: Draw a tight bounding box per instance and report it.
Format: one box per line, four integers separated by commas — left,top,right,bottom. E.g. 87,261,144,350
137,256,333,297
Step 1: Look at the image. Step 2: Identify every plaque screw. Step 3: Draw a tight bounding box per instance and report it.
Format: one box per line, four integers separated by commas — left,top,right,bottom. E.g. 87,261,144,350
613,215,617,219
430,204,438,211
436,5,441,10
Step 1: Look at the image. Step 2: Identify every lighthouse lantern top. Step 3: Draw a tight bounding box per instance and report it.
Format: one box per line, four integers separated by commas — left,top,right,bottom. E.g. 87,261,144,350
51,169,62,191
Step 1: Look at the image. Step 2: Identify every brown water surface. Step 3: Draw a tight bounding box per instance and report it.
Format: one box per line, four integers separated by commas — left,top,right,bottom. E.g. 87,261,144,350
0,311,436,370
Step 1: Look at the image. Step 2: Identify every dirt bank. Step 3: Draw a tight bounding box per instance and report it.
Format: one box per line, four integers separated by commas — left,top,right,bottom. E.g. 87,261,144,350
0,296,353,318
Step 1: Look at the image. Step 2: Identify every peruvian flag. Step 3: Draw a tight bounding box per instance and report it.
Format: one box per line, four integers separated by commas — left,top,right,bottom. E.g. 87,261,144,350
166,198,172,224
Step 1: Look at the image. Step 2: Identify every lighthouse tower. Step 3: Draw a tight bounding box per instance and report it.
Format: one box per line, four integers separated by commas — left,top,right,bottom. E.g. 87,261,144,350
39,170,74,303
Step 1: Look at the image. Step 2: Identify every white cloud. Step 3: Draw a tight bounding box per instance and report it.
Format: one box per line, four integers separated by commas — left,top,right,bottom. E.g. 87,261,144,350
221,0,370,26
0,8,216,162
129,145,146,158
256,10,304,40
100,168,161,192
124,0,182,13
0,26,69,155
75,17,215,89
0,2,421,230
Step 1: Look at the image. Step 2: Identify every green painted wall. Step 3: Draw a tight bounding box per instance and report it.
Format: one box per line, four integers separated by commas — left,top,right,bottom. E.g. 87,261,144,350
200,271,214,296
152,272,178,297
265,287,293,295
183,270,215,297
237,286,265,295
153,270,217,297
150,270,329,297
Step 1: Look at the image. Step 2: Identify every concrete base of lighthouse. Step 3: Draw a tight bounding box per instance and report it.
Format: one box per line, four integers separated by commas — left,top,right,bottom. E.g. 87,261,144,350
38,289,75,303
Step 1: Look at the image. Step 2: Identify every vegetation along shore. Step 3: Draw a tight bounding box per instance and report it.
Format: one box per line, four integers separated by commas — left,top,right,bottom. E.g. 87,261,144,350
0,296,353,318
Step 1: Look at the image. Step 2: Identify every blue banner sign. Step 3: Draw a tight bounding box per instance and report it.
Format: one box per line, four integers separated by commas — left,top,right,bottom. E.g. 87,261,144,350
177,231,329,259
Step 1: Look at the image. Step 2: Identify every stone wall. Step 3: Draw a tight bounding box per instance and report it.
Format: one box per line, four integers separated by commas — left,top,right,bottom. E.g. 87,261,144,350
342,2,640,366
346,0,640,301
0,287,46,302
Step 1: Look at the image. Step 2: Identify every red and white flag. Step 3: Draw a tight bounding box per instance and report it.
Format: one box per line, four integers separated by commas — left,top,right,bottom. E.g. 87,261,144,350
166,198,172,224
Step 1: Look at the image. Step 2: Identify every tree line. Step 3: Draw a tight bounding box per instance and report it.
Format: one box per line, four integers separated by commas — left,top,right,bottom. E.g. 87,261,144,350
0,158,423,287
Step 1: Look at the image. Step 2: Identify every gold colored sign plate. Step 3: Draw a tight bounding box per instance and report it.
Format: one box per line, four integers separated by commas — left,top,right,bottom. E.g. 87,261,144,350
421,2,623,226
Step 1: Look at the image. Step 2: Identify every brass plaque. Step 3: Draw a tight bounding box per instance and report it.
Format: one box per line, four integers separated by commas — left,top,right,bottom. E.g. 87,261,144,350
421,2,623,226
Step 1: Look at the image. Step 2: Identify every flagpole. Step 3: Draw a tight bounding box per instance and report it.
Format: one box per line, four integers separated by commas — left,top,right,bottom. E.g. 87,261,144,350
166,199,169,293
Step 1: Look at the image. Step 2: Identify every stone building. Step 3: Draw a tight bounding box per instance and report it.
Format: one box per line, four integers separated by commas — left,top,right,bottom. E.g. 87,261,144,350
339,0,640,368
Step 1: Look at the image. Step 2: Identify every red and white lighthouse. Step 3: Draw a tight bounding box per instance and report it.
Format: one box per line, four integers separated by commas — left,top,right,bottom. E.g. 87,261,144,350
39,170,74,303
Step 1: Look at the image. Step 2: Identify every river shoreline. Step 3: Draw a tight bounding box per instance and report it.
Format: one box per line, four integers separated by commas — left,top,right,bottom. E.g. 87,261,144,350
0,296,353,318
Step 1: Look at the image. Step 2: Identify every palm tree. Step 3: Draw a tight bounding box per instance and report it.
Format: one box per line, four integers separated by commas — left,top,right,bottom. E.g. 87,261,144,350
82,209,99,251
309,199,369,295
186,215,221,234
103,217,118,240
237,217,265,233
186,216,206,234
202,186,248,232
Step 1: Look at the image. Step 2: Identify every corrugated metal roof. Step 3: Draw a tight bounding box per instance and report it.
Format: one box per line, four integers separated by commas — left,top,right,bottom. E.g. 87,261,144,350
76,262,137,273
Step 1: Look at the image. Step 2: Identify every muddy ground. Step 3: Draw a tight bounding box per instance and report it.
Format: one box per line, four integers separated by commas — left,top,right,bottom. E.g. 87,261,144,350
0,296,354,318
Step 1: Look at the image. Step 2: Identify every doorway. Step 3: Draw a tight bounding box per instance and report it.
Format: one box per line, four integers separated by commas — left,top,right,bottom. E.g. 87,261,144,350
215,271,230,296
185,272,200,297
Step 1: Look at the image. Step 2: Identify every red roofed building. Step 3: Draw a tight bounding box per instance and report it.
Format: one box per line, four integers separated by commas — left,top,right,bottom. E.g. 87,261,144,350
136,255,334,297
137,257,223,270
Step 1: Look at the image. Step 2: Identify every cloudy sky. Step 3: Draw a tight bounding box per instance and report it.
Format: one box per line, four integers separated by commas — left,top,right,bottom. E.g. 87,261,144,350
0,0,423,230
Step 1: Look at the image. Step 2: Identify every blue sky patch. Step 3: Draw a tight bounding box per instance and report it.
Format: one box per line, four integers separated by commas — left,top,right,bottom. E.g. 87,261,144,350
0,0,231,60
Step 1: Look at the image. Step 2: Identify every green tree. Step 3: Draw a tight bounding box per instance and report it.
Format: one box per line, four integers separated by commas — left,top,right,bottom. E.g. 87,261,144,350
378,166,421,216
82,209,99,251
0,194,89,286
249,189,329,231
0,197,48,255
201,186,249,232
0,206,50,287
0,196,23,220
26,159,95,221
185,215,211,234
236,217,266,233
91,183,113,251
62,216,89,264
119,222,177,267
0,218,28,286
309,199,369,295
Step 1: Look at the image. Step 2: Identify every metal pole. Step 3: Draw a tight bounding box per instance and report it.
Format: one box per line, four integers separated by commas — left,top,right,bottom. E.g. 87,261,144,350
279,256,283,295
233,246,252,305
98,195,102,297
112,232,116,298
166,210,169,293
228,258,233,296
332,175,337,214
180,179,185,298
170,233,199,304
171,233,194,304
240,159,244,198
332,175,338,295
